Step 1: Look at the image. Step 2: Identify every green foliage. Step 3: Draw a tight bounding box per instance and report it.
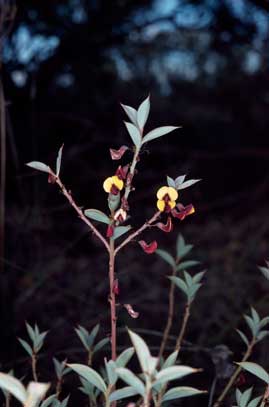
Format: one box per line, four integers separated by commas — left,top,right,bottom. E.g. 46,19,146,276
19,322,48,356
238,362,269,384
236,307,269,347
235,388,262,407
169,270,205,303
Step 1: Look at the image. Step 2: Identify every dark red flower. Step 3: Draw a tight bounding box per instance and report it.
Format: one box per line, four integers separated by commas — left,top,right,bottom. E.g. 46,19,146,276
172,204,195,220
110,145,128,160
138,240,158,254
155,216,173,232
116,164,129,180
106,224,114,238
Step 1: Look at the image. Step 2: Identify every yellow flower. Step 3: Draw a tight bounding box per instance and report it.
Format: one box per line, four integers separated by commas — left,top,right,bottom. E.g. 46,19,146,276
156,186,178,212
103,175,124,194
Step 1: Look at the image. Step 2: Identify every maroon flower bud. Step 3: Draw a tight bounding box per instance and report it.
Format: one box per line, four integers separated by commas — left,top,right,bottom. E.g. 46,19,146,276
155,216,173,232
116,164,129,180
124,304,139,319
121,197,130,212
110,145,128,160
113,279,119,295
138,240,158,254
106,224,114,238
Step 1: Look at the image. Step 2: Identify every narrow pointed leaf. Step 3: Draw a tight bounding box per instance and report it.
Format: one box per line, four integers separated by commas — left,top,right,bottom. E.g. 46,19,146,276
142,126,180,144
156,249,175,268
109,386,139,402
176,260,200,272
115,368,145,396
121,104,137,126
26,162,51,174
68,364,107,394
113,225,132,240
25,382,50,407
248,396,263,407
137,95,150,131
163,351,179,369
40,394,57,407
84,209,110,224
0,373,27,404
56,144,64,177
116,348,135,368
167,176,176,188
128,330,151,374
93,337,109,353
124,122,141,147
176,179,201,190
154,366,198,387
162,386,205,402
236,329,249,347
238,362,269,383
18,338,33,356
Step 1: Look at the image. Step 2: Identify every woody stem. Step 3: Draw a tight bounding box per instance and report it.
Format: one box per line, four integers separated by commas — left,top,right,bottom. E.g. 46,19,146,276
109,238,117,361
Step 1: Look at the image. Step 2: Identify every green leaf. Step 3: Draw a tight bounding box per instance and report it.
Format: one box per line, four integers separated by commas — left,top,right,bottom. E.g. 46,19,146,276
142,126,179,144
176,260,200,272
34,331,48,352
244,315,258,337
121,104,137,126
168,276,188,297
124,122,141,147
0,373,27,404
113,225,132,240
154,366,197,387
18,338,33,356
56,144,64,177
260,316,269,328
137,95,150,131
109,386,139,402
26,161,51,174
236,329,249,347
258,266,269,281
238,362,269,383
167,176,176,188
93,337,109,354
163,351,179,369
236,389,242,405
257,331,269,342
192,271,206,283
156,249,175,268
162,386,205,402
248,396,263,407
84,209,110,224
68,364,107,394
176,179,201,190
240,387,252,407
26,323,36,342
88,324,100,347
176,235,193,259
75,327,90,351
128,330,151,374
116,348,135,368
115,368,145,396
105,360,117,386
250,308,260,326
40,394,57,407
175,175,186,188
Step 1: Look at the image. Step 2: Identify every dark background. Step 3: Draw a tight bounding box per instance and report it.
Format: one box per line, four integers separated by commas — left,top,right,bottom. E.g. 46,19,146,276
1,0,269,405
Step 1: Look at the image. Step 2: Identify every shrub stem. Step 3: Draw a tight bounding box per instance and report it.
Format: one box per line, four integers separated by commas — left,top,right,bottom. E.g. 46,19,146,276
109,238,117,361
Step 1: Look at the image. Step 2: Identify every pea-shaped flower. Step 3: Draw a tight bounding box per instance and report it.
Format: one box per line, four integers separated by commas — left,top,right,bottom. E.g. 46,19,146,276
156,186,178,212
103,175,124,195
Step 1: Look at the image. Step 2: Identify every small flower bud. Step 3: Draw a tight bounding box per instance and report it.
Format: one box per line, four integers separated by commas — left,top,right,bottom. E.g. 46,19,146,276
155,216,173,232
124,304,139,319
110,145,128,160
138,240,158,254
113,279,119,295
106,224,114,238
114,208,127,223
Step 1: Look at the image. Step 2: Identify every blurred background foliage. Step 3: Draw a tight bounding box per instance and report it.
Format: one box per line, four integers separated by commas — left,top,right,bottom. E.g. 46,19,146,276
1,0,269,403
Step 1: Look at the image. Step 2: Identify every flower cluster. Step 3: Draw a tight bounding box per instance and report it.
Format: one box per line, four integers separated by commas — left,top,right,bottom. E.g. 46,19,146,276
156,185,195,219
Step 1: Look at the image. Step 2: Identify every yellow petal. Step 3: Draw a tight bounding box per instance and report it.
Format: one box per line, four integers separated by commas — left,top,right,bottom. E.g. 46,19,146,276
167,187,178,201
103,177,113,193
157,199,165,212
168,200,176,209
189,206,195,215
112,175,124,191
157,186,169,200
